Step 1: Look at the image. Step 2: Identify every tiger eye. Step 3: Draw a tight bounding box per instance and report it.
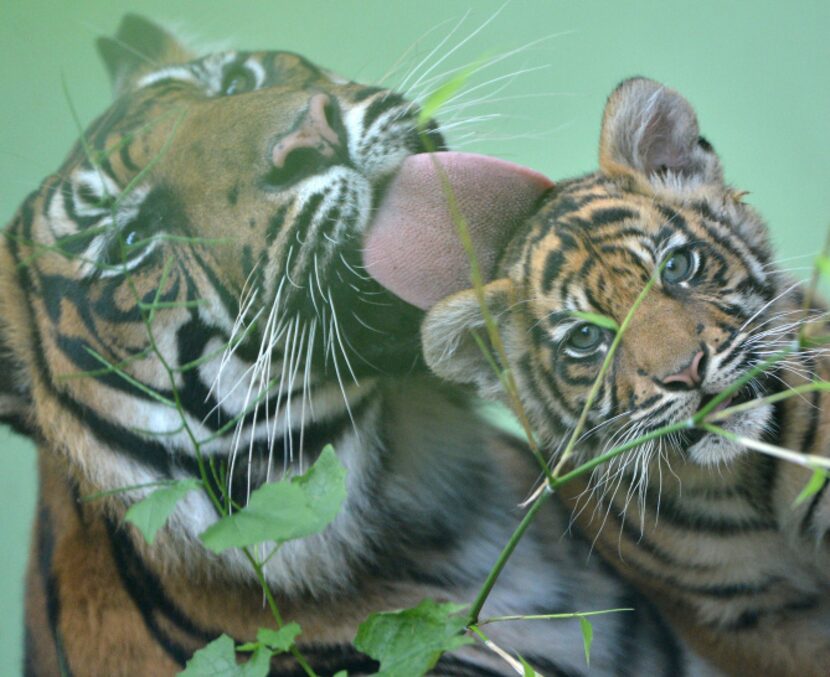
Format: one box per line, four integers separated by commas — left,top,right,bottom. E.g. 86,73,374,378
662,248,695,285
567,323,604,353
221,66,256,95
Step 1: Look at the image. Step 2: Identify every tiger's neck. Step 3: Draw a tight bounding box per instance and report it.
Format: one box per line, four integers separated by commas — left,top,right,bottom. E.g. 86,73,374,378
53,377,505,597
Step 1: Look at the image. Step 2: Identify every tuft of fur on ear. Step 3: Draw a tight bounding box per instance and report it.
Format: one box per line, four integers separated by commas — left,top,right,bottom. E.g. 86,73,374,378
97,14,194,96
599,77,722,189
421,279,512,400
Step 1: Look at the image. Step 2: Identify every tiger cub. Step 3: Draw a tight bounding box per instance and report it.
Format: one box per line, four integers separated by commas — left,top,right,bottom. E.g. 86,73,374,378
414,78,830,676
0,16,712,677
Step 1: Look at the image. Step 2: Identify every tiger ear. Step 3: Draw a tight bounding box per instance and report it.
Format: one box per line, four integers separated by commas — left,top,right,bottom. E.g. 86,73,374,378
96,14,194,96
599,77,723,188
422,279,513,400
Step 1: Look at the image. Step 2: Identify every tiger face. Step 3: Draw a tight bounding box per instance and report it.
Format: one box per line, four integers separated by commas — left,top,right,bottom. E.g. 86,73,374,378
1,16,441,489
422,77,786,468
0,15,553,597
39,20,437,374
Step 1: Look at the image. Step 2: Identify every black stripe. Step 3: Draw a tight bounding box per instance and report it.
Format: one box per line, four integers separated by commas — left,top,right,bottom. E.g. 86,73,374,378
586,207,638,227
268,644,379,676
800,478,829,538
711,593,819,632
22,622,37,677
613,592,640,677
650,599,684,676
598,498,786,596
693,200,772,270
107,518,217,666
542,250,565,293
362,92,407,131
432,653,511,676
37,504,74,677
643,487,776,534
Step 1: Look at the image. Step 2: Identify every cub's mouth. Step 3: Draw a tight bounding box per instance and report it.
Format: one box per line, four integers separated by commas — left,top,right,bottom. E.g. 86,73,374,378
680,380,769,452
695,383,756,416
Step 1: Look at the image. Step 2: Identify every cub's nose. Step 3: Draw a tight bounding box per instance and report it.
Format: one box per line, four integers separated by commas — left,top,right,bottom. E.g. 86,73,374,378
661,350,706,391
271,93,345,169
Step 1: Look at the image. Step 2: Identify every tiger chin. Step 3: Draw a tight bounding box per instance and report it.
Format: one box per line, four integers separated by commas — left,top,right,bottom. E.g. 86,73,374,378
0,15,721,677
411,78,830,675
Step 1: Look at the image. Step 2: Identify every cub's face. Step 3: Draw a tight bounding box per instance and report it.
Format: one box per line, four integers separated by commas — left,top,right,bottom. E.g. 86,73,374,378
502,174,776,466
423,78,788,467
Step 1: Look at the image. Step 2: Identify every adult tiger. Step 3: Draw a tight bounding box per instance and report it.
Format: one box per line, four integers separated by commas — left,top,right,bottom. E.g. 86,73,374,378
412,78,830,676
0,16,713,677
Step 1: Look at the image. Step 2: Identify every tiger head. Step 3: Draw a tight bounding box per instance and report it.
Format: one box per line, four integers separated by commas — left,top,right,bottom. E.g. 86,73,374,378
0,15,556,597
420,77,789,469
0,15,550,507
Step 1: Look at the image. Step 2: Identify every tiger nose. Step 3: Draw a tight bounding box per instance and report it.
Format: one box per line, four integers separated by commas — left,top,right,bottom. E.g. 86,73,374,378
661,350,706,391
271,93,344,168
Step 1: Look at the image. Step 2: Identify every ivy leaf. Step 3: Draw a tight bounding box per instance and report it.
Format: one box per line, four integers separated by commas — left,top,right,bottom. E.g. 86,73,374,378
178,634,271,677
354,599,472,677
125,479,202,544
256,623,302,653
579,616,593,667
793,466,829,506
570,311,619,332
200,446,346,552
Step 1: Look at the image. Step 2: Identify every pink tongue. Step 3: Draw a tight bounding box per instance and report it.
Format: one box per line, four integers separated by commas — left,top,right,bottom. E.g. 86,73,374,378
362,152,554,310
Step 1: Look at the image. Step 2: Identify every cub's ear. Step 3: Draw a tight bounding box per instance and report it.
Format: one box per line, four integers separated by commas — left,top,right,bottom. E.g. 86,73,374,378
599,77,722,189
421,279,513,400
97,14,194,96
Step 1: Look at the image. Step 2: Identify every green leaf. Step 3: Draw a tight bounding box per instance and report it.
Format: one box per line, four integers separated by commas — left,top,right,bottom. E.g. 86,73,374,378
125,479,202,544
199,446,346,552
178,634,271,677
519,655,537,676
332,672,348,677
417,63,480,128
579,616,593,667
815,255,830,279
570,311,620,332
354,599,472,677
256,623,301,653
793,466,829,506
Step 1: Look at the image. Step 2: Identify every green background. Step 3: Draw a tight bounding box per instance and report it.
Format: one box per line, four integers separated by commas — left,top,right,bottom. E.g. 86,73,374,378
0,0,828,671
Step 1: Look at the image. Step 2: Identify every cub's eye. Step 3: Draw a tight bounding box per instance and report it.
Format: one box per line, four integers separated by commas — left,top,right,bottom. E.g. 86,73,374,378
662,247,697,285
566,323,605,355
221,66,256,95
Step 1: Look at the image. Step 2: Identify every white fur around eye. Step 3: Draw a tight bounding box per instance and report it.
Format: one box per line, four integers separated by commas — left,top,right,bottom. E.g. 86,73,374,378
243,57,266,88
136,66,200,89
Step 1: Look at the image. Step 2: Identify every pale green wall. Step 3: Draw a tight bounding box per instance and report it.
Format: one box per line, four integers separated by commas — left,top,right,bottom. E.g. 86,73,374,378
1,1,828,672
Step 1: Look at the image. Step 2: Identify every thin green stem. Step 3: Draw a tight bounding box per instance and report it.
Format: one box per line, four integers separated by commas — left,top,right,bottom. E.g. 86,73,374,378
551,264,664,477
706,380,830,423
418,132,552,482
701,423,830,471
466,485,551,625
478,608,632,626
466,417,689,624
695,349,795,420
799,224,830,347
243,547,318,677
